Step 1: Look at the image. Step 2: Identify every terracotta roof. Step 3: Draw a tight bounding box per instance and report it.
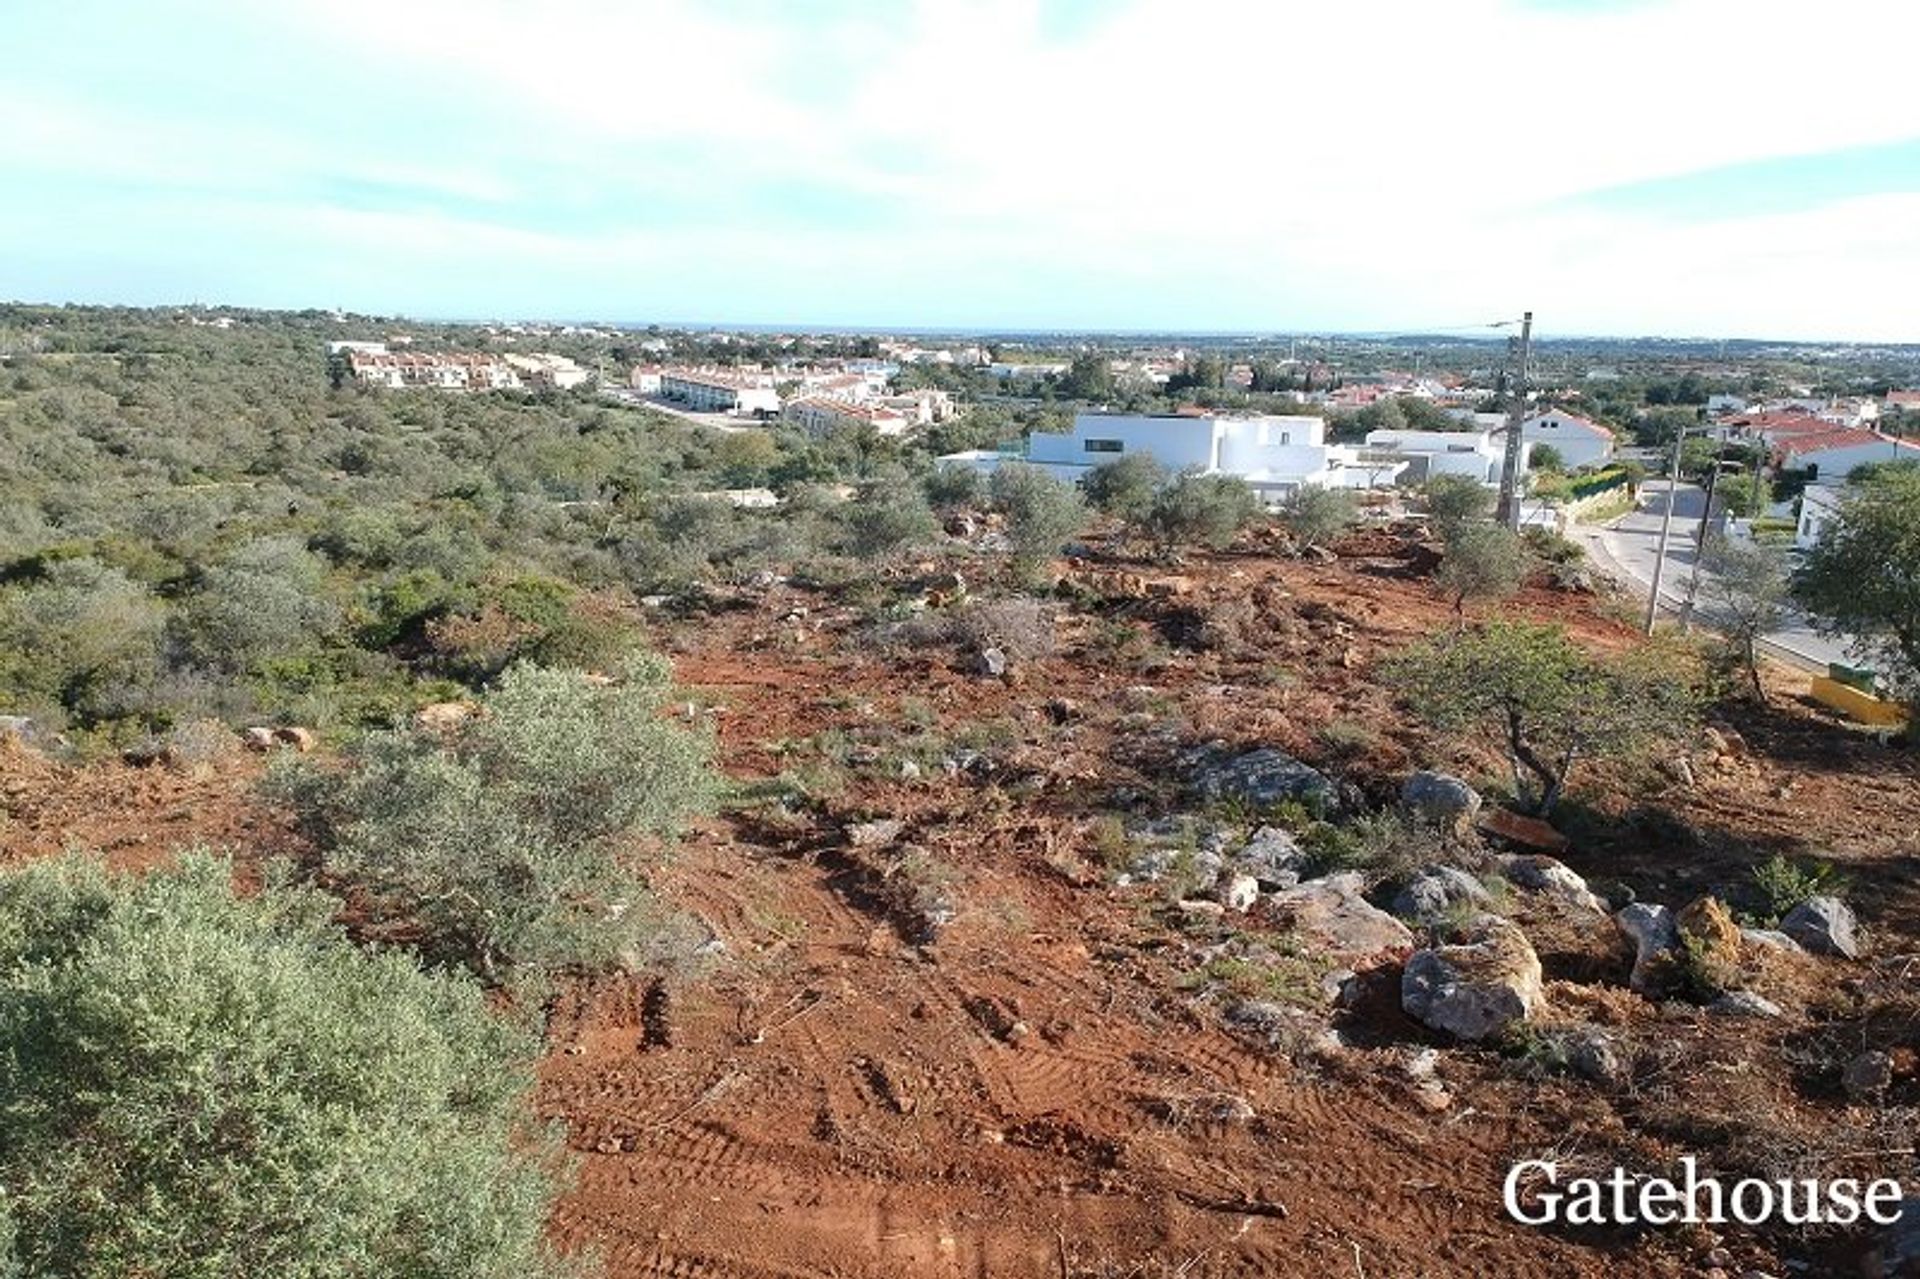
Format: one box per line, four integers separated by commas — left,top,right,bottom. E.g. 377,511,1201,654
1782,429,1919,459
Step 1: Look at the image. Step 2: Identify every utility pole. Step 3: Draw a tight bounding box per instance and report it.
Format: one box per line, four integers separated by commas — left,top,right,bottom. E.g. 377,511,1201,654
1679,412,1723,633
1495,310,1534,530
1645,421,1688,635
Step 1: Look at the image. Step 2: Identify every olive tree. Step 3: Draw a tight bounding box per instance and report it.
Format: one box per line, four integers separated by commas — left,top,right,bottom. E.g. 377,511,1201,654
1083,453,1169,525
1142,470,1262,554
1699,533,1791,701
1795,466,1920,712
1423,474,1493,537
0,852,579,1279
1436,521,1528,620
988,462,1088,580
275,651,715,979
1279,484,1357,552
1385,621,1701,816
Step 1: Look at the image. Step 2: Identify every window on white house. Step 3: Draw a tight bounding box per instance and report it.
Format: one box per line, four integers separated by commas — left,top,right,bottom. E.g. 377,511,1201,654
1083,439,1123,453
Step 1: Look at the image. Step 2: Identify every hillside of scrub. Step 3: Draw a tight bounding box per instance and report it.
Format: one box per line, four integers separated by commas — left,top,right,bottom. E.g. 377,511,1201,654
10,525,1920,1278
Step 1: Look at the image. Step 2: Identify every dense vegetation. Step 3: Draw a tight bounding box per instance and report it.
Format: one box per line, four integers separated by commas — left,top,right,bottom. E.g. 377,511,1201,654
0,853,577,1279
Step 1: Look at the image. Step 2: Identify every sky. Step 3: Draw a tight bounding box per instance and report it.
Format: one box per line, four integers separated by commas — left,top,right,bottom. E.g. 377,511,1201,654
5,0,1920,341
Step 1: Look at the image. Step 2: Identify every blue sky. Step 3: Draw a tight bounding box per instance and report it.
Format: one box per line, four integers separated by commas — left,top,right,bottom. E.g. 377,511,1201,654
5,0,1918,339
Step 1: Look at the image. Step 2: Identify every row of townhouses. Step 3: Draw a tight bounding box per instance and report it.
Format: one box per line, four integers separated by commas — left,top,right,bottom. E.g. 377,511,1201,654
328,342,589,392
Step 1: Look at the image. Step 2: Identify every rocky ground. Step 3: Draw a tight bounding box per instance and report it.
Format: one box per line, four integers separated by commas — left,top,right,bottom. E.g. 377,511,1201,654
6,522,1919,1278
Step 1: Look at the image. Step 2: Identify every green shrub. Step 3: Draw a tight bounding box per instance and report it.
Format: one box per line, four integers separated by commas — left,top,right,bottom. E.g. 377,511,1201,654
0,557,165,724
1748,854,1845,927
988,463,1088,579
0,851,579,1279
275,653,716,978
1279,485,1357,551
1143,471,1261,552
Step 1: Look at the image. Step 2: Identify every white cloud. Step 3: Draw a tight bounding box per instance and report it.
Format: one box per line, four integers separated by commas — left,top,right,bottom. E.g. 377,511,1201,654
9,0,1920,337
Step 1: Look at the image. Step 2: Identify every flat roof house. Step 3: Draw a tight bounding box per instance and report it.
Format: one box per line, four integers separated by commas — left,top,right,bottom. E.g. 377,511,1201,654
939,412,1403,503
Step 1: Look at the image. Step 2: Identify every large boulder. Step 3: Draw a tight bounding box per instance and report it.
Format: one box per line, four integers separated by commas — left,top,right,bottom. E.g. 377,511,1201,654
1265,872,1413,960
1190,746,1335,814
1400,771,1482,837
1391,865,1492,926
1615,902,1679,994
1780,896,1860,959
1497,854,1608,915
1401,914,1545,1042
1233,825,1306,890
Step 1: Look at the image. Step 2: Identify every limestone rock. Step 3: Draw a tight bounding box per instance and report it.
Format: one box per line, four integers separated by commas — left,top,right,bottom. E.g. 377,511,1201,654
1400,771,1482,837
1401,914,1545,1042
1233,825,1306,890
1615,902,1679,994
1265,872,1413,960
1218,872,1260,913
1779,896,1860,959
1498,854,1608,915
1391,865,1492,925
1190,746,1335,814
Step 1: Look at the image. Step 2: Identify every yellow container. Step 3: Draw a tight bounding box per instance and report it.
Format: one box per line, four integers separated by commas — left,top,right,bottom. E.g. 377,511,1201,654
1810,675,1910,727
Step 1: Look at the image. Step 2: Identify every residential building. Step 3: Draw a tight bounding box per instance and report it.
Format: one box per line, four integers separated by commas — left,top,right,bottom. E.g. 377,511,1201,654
629,365,663,393
659,368,782,416
1796,484,1844,550
1519,410,1615,469
503,353,590,390
1779,429,1920,483
782,395,913,438
1706,394,1749,415
1364,427,1524,485
334,348,522,392
937,412,1403,503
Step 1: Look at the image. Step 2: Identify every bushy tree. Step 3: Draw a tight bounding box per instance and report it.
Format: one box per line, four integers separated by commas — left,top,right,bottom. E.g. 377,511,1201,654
1143,470,1261,553
1529,443,1566,473
1385,621,1701,815
840,475,937,559
1279,485,1358,551
0,852,578,1279
1437,522,1527,620
1795,466,1920,710
181,537,341,674
1083,452,1168,524
0,557,165,723
988,463,1087,579
1699,534,1790,701
276,652,715,978
1423,474,1493,537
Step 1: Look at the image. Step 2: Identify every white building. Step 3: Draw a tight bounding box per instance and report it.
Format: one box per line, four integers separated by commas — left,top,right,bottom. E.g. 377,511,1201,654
783,396,913,438
1781,429,1920,483
504,353,591,390
1520,410,1616,469
1796,484,1844,550
938,412,1402,503
1706,394,1749,415
1364,427,1523,485
659,368,782,416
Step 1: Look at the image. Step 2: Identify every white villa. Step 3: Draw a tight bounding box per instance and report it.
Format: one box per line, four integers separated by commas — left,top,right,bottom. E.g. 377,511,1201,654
1363,427,1523,486
937,412,1402,504
1796,484,1844,550
1520,410,1616,469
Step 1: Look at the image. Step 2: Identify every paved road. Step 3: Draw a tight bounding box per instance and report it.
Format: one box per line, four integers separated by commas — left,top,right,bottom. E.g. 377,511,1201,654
1569,479,1853,671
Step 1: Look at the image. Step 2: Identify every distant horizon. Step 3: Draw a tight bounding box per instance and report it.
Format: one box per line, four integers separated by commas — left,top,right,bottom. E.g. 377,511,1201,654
12,295,1920,354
